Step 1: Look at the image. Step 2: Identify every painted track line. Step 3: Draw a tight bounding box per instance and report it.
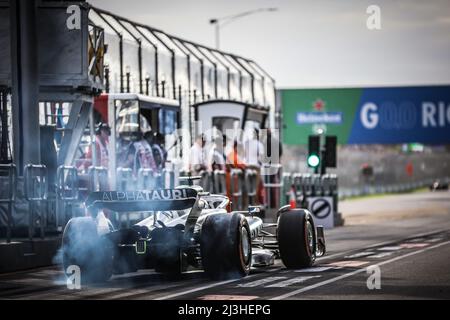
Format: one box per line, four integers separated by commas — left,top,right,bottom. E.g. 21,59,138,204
154,229,448,300
270,240,450,300
155,268,282,300
316,228,449,262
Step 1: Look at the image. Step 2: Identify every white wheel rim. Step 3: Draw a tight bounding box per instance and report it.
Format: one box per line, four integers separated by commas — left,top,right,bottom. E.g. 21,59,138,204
306,220,314,255
241,226,250,264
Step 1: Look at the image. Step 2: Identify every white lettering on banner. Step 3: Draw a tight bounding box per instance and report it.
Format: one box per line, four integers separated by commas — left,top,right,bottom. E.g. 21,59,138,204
361,101,450,129
422,102,437,127
173,189,182,200
126,192,136,201
100,189,191,202
151,190,161,200
136,192,145,201
360,102,379,129
439,102,446,127
296,112,343,124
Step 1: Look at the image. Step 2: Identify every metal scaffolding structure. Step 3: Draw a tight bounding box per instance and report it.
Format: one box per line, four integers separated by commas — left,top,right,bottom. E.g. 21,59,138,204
88,5,276,109
0,1,277,239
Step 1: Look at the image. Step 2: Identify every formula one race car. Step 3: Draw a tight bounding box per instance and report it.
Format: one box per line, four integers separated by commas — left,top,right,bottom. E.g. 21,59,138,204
62,177,326,283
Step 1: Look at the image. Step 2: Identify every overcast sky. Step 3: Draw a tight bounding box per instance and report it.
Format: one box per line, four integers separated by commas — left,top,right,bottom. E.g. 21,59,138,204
90,0,450,88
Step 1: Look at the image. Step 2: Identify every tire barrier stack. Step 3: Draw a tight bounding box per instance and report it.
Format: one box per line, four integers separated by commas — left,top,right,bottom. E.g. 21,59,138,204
229,169,245,211
283,172,341,227
197,170,228,195
245,169,258,206
88,166,109,192
262,164,283,210
137,168,156,189
117,167,133,191
162,168,176,189
200,170,212,193
286,173,339,204
196,169,258,211
213,170,227,195
0,164,17,243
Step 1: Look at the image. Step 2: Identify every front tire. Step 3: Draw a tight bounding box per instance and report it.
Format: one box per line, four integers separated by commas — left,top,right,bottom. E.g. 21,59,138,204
200,213,252,279
277,209,316,268
62,217,113,284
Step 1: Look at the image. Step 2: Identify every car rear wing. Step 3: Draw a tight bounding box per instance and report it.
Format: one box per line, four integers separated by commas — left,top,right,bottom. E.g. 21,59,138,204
85,188,198,213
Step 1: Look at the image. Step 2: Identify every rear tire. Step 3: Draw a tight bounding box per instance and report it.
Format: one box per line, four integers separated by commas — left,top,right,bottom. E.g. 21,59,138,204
200,213,252,280
62,217,113,284
277,209,316,268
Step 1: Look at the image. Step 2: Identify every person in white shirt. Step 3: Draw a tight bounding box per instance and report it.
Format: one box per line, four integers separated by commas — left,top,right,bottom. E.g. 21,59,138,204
207,135,227,172
189,134,207,174
243,128,265,205
244,128,264,168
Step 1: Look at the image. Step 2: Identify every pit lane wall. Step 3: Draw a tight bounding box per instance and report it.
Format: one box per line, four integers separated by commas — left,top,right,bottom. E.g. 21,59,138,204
282,145,450,198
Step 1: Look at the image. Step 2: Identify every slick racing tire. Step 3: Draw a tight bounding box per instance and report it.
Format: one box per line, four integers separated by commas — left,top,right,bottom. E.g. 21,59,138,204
200,213,252,280
62,217,113,284
277,209,316,268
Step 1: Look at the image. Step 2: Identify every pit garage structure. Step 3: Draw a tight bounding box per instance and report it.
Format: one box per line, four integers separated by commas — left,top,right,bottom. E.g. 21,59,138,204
0,0,276,250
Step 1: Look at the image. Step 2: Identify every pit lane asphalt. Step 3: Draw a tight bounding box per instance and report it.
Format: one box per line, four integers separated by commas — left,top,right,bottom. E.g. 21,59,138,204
0,190,449,300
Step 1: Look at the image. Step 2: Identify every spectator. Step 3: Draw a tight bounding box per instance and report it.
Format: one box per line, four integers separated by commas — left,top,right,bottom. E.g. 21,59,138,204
244,128,264,168
244,128,264,205
208,135,227,171
226,140,246,170
122,131,157,175
150,132,167,171
78,122,111,170
189,134,207,174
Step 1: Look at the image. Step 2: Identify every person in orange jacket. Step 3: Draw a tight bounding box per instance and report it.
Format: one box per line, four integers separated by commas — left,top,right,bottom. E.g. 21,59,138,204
225,140,246,210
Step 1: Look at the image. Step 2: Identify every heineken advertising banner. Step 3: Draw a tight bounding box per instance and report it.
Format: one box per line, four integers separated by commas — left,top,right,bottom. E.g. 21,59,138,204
280,86,450,145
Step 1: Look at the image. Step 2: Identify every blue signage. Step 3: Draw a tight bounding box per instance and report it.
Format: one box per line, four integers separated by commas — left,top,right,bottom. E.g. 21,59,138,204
348,86,450,144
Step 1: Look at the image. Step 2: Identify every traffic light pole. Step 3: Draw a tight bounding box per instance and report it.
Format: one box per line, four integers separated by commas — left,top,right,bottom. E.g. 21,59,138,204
320,149,326,175
308,134,336,175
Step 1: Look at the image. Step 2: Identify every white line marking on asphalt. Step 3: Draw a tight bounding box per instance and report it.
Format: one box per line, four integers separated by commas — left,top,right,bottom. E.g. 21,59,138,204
406,238,425,243
368,252,394,259
237,276,286,288
344,251,375,259
294,266,335,273
399,243,429,249
316,229,448,263
377,246,403,251
198,294,258,300
155,267,282,300
270,240,450,300
266,276,321,288
154,279,242,300
145,230,449,300
326,260,369,268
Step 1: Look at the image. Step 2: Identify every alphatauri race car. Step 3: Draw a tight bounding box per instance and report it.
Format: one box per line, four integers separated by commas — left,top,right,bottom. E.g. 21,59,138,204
62,177,326,283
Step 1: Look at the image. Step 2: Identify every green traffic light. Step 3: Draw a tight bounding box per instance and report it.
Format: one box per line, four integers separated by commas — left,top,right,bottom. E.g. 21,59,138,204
307,154,320,167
